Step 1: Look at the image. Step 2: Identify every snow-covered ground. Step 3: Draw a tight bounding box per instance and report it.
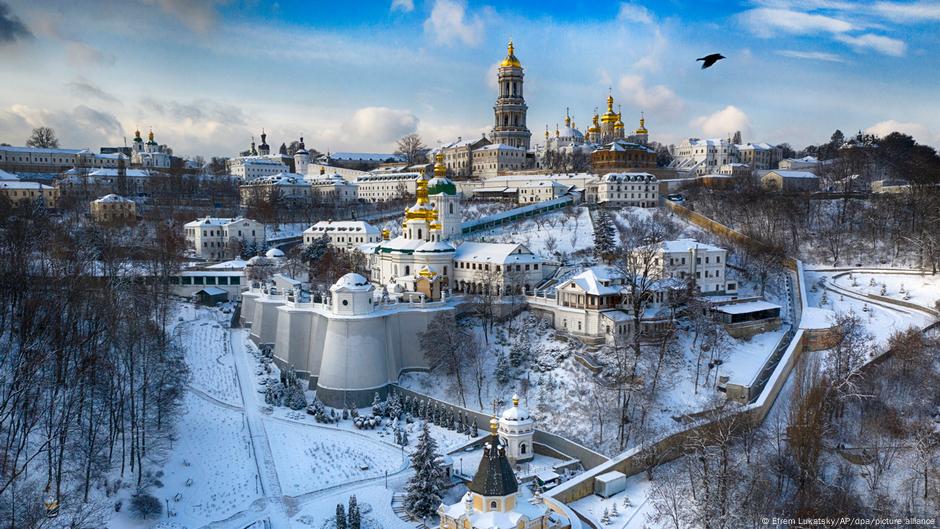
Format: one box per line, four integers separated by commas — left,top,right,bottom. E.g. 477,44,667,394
829,270,940,312
805,269,935,345
570,472,655,529
266,222,309,239
461,205,595,258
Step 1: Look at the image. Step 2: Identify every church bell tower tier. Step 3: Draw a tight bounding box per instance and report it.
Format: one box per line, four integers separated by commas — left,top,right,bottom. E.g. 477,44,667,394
427,152,461,241
491,40,531,151
498,394,535,463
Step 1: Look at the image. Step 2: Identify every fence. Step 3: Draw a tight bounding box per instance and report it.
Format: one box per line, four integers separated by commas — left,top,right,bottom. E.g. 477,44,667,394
461,195,574,235
390,385,609,470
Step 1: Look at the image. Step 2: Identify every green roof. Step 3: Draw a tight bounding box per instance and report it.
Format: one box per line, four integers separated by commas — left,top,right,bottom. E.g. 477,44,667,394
427,177,457,196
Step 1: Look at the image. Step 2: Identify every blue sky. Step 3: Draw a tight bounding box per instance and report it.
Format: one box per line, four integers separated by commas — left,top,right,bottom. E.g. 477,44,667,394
1,0,938,157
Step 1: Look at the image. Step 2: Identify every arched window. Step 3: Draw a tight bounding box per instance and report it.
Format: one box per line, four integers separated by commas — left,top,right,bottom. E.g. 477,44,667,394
417,229,422,239
490,500,497,510
449,203,454,214
520,443,527,454
405,265,410,275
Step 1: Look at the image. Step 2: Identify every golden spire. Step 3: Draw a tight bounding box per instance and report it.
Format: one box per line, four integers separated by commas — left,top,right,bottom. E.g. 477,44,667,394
489,416,499,435
433,151,446,178
512,394,520,406
636,111,649,134
381,228,390,240
544,126,549,139
148,128,155,142
564,107,571,128
499,38,521,68
555,123,559,137
615,104,624,129
601,90,618,124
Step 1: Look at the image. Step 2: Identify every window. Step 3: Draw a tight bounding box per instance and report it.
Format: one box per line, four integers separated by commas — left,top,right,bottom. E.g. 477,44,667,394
520,443,526,454
490,500,497,510
342,299,348,306
181,276,192,285
205,276,217,285
194,276,204,285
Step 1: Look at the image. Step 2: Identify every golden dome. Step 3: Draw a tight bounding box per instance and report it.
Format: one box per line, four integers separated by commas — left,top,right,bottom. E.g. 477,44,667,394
433,151,446,178
601,93,619,124
636,113,649,135
499,39,522,68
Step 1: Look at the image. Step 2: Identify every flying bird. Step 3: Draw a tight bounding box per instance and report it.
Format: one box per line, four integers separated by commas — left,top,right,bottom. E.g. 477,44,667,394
697,53,726,69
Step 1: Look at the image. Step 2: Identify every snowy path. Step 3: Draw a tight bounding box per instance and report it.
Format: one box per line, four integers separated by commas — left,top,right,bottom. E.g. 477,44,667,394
182,325,421,529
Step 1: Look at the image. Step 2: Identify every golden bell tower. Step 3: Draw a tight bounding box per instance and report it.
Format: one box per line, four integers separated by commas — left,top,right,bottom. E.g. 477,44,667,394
492,39,531,150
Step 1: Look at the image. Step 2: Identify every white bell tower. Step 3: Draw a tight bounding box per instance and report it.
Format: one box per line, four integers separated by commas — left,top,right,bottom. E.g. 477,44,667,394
498,394,534,463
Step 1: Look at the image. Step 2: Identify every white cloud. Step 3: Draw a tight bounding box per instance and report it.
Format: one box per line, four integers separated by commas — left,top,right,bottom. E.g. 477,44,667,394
617,74,684,118
66,41,116,66
343,106,419,146
691,106,752,139
835,33,906,56
424,0,484,46
67,78,119,103
776,49,846,62
142,0,228,33
865,120,938,146
391,0,415,12
0,104,123,148
738,8,856,37
873,1,940,23
617,2,654,25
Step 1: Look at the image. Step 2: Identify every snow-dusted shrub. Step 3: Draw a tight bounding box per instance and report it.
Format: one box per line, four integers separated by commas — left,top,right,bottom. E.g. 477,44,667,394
130,493,162,519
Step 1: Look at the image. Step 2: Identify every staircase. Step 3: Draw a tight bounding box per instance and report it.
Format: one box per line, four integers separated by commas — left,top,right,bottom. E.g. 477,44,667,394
391,492,431,529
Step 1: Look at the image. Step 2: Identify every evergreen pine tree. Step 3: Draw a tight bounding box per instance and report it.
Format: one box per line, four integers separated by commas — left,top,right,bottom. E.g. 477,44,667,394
495,351,512,386
600,507,610,524
592,209,616,262
404,422,447,520
348,495,360,529
371,392,383,416
335,504,347,529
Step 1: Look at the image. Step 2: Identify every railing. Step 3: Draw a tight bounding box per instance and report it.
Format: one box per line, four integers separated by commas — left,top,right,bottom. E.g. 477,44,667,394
461,195,574,234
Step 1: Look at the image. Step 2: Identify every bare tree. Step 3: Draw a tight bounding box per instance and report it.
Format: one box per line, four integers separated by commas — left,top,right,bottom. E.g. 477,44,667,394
25,126,59,148
395,133,428,165
419,313,470,407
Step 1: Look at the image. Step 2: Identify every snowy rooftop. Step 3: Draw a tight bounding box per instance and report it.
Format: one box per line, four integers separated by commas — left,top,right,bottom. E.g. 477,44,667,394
245,173,310,186
598,172,657,183
185,216,258,228
562,265,623,296
89,168,153,178
330,273,373,292
305,220,379,234
356,172,421,182
0,145,85,155
0,169,19,180
481,172,593,183
453,242,541,264
0,180,53,190
768,170,818,179
656,238,725,254
93,194,134,203
329,152,400,162
714,300,782,315
205,259,248,270
475,143,525,152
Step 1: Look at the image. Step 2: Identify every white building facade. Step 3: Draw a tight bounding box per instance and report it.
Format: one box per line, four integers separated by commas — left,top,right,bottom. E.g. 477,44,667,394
185,217,266,261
